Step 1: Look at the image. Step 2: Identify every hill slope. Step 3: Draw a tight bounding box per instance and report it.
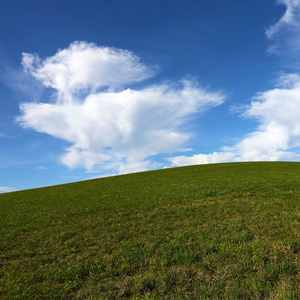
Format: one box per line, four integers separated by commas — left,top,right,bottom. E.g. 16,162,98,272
1,162,300,299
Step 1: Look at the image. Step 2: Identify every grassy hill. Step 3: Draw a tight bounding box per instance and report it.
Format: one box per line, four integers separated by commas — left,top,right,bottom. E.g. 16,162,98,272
1,162,300,299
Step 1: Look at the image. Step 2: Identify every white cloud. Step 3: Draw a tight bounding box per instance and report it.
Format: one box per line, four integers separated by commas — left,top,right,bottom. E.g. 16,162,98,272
274,73,300,88
266,0,300,38
0,186,18,193
168,74,300,167
266,0,300,57
167,152,237,166
22,41,158,103
18,41,225,174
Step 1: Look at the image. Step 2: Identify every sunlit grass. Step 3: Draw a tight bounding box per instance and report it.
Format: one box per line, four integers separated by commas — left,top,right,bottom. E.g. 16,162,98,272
1,162,300,299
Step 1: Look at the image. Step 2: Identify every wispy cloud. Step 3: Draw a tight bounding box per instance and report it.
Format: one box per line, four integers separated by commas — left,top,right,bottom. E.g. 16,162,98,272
35,166,48,170
18,41,225,174
266,0,300,65
266,0,300,39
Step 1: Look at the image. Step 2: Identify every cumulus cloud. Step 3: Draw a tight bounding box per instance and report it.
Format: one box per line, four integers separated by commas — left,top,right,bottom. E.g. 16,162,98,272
18,41,225,174
22,41,158,103
168,74,300,167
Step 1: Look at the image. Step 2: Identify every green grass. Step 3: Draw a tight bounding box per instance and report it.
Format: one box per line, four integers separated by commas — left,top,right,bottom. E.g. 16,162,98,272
1,162,300,299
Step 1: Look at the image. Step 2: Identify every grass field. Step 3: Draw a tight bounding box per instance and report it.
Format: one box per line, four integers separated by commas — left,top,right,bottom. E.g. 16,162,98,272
1,162,300,299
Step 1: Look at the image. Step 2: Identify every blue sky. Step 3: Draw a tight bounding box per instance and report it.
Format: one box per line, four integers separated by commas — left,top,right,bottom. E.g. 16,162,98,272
1,0,300,192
